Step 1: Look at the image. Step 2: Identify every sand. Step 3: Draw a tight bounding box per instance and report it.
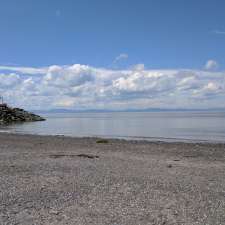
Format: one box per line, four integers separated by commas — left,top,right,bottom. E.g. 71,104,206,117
0,133,224,225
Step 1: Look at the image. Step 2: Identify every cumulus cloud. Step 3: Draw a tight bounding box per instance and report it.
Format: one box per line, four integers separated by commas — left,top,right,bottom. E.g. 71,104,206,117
0,73,21,88
131,64,145,71
44,64,95,88
0,64,224,110
113,53,129,64
204,60,219,70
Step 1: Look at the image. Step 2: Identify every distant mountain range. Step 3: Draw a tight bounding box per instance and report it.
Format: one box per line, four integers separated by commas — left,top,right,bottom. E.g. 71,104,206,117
32,108,225,114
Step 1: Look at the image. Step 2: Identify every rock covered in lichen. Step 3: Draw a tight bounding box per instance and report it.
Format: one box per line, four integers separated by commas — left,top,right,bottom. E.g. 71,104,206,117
0,105,45,124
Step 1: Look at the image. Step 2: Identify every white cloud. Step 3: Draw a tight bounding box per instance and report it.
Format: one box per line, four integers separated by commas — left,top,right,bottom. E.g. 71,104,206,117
131,64,145,71
54,98,75,107
0,73,21,88
113,53,129,64
0,64,224,110
44,64,95,88
212,30,225,35
204,60,219,70
55,9,61,17
0,66,47,75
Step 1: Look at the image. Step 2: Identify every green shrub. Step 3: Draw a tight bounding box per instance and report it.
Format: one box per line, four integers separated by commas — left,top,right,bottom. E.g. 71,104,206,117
96,139,109,144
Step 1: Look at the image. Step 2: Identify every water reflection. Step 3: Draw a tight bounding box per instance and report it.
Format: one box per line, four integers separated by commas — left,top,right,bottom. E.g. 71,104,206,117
1,112,225,142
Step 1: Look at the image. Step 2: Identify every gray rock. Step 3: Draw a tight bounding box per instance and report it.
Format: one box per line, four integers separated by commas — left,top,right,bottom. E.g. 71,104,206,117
0,105,45,124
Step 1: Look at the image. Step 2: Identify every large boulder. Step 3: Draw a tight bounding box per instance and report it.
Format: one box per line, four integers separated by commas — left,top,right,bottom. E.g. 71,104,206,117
0,105,45,125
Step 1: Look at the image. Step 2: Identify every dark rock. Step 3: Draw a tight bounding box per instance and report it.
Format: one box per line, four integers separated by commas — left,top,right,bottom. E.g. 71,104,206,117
49,154,99,159
0,105,45,125
76,154,99,159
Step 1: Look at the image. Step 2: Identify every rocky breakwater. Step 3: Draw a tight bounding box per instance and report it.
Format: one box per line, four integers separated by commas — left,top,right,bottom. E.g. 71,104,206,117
0,104,45,125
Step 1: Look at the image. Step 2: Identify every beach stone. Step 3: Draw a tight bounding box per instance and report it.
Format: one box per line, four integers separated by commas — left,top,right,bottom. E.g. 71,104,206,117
49,209,60,215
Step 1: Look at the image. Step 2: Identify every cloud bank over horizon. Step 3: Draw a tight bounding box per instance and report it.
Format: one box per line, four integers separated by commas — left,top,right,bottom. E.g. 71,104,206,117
0,63,224,110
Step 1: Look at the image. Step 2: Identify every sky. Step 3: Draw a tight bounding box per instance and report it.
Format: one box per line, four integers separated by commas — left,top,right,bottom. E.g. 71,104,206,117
0,0,225,110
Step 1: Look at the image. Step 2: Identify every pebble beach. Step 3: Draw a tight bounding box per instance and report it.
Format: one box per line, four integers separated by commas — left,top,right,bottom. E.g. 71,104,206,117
0,133,225,225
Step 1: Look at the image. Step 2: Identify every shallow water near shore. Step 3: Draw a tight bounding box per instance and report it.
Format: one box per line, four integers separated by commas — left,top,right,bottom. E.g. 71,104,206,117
0,111,225,142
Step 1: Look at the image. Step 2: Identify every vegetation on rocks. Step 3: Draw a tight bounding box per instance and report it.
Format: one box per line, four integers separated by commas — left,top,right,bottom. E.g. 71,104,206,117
96,139,109,144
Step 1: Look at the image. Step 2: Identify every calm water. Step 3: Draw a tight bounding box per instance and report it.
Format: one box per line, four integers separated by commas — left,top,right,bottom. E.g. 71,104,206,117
1,112,225,142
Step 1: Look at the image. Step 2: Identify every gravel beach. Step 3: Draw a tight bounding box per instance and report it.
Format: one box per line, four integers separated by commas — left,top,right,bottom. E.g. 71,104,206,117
0,133,224,225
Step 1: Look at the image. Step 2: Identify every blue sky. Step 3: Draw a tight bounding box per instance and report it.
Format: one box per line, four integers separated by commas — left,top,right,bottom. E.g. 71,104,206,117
1,0,225,68
0,0,225,110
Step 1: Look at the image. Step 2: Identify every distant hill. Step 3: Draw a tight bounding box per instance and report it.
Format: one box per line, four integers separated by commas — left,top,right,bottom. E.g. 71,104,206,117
32,108,225,114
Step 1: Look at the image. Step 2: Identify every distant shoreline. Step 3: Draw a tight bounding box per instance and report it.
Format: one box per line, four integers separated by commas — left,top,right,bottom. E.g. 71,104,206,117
33,108,225,114
0,131,224,145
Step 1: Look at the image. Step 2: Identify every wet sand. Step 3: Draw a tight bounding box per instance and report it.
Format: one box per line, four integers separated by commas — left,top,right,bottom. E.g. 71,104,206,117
0,133,225,225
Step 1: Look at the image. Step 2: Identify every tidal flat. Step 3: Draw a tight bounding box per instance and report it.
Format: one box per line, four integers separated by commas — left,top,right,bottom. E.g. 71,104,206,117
0,133,224,225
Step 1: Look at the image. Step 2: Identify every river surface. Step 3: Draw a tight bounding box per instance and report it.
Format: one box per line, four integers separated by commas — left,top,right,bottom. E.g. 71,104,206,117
0,111,225,142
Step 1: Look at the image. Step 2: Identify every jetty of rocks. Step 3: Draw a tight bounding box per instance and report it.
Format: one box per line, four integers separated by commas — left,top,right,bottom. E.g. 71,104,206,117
0,104,45,124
